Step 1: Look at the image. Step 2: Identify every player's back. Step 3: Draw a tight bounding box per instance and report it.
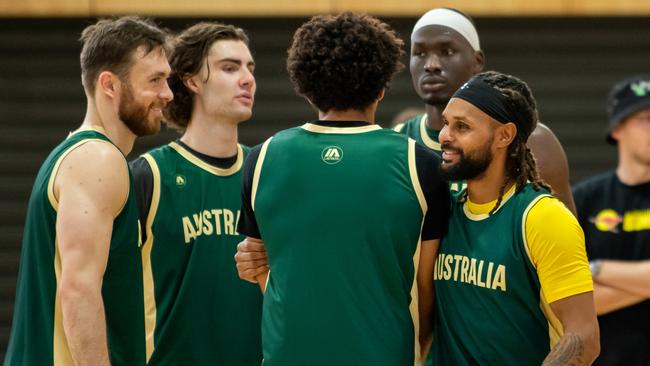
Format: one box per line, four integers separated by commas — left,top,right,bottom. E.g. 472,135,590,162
253,123,426,366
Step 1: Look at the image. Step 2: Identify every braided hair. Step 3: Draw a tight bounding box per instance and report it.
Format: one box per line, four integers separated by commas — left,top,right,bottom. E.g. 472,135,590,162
475,71,552,214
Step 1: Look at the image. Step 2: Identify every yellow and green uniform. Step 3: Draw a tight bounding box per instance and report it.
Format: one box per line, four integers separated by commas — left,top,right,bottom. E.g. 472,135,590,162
238,121,450,366
131,141,262,365
5,129,145,366
427,184,593,366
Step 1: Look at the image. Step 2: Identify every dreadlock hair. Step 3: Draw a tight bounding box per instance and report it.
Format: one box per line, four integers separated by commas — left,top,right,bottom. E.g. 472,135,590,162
474,71,552,215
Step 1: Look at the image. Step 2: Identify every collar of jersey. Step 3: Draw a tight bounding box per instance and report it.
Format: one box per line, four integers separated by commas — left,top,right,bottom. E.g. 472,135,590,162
419,114,441,151
169,141,244,176
302,122,381,134
463,184,517,221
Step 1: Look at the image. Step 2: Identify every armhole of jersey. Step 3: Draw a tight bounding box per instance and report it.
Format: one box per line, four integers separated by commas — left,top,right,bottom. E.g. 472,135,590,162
251,137,273,212
47,138,120,212
141,153,161,362
520,194,553,270
407,138,428,216
393,123,404,133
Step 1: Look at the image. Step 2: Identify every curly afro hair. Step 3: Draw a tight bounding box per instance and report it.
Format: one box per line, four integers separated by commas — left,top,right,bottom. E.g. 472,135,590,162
287,12,404,113
164,22,249,131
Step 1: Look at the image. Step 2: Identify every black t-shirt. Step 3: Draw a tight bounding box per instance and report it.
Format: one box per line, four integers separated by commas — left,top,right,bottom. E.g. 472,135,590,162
237,120,450,242
573,171,650,366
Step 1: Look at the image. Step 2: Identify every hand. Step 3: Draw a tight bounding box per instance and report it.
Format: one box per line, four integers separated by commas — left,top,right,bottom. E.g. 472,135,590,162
234,237,269,283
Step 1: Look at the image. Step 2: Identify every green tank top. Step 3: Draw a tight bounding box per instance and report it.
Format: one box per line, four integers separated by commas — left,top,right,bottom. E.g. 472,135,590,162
5,129,145,366
141,142,262,365
252,123,426,366
427,184,555,366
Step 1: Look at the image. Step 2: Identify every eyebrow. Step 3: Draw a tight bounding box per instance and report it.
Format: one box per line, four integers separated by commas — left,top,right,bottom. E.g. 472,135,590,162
147,70,169,79
216,58,256,67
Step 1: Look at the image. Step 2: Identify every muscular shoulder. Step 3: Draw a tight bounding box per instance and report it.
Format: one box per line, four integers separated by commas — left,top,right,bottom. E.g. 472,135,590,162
55,140,129,217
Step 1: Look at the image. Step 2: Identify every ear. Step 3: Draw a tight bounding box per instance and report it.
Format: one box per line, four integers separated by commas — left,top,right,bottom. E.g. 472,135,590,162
376,89,386,102
98,71,119,99
495,122,517,149
183,74,201,95
473,50,486,74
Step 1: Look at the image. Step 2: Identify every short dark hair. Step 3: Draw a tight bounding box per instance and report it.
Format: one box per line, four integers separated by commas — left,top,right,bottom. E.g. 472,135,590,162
164,22,250,131
287,12,404,112
79,16,169,93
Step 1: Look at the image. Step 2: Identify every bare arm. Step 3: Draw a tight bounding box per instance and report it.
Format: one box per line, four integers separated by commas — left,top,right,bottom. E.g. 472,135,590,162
235,237,269,293
56,141,129,366
594,259,650,298
592,282,646,315
527,123,576,215
417,239,439,360
542,292,600,366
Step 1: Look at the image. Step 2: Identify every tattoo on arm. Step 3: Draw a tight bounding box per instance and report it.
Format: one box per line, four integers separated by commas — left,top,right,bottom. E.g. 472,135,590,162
542,334,585,366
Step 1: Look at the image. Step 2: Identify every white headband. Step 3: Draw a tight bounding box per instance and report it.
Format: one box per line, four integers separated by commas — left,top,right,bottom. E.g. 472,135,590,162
412,8,481,51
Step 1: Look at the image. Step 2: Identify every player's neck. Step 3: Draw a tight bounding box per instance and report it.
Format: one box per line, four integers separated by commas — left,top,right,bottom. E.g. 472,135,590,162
181,116,239,158
466,156,510,204
319,107,375,124
616,154,650,185
425,103,446,130
79,99,136,155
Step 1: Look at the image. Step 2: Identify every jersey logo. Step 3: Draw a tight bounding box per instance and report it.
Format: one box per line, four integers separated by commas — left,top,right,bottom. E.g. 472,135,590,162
321,146,343,165
590,209,623,233
175,174,186,188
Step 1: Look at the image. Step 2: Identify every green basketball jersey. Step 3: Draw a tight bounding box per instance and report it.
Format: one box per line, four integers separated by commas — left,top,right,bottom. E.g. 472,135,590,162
140,142,262,365
252,123,427,366
5,129,145,366
395,114,465,195
427,184,557,366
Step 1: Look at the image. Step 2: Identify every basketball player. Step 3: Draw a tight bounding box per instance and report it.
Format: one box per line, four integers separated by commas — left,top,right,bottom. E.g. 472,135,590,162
236,12,449,365
395,8,576,212
429,71,599,365
5,17,172,365
129,22,262,365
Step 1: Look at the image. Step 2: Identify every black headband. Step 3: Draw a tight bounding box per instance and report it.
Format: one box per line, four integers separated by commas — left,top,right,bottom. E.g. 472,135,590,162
452,78,533,139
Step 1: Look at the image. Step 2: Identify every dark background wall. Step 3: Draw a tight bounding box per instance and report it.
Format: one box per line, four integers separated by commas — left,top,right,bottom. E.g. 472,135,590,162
1,16,649,359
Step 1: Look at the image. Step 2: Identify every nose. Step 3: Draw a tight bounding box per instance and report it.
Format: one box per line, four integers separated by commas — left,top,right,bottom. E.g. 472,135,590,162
424,54,442,73
439,124,451,144
240,68,255,90
160,80,174,102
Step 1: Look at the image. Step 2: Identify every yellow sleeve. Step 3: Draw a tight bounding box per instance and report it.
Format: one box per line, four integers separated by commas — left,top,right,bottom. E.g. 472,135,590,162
525,196,593,304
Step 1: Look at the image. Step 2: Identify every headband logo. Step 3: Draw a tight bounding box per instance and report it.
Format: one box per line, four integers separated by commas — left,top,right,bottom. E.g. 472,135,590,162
630,81,650,97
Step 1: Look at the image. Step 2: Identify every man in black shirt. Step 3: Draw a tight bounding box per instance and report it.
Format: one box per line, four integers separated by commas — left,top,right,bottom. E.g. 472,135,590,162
573,75,650,366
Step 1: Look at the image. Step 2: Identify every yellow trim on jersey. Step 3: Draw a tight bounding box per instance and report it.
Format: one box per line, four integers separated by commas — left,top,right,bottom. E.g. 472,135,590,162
70,126,107,137
520,194,552,269
252,138,273,212
463,184,517,221
392,123,405,133
540,290,564,349
408,139,427,216
418,115,441,151
168,142,244,176
47,138,127,214
53,238,74,366
141,153,162,362
301,123,382,134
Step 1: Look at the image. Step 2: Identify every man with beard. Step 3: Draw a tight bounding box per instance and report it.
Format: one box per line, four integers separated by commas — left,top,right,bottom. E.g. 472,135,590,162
429,71,599,365
129,22,263,365
236,13,449,365
572,75,650,365
395,8,576,212
4,17,172,366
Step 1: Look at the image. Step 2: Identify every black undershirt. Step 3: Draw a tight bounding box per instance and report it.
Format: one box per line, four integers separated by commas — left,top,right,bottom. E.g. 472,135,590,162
237,120,450,241
129,139,239,242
